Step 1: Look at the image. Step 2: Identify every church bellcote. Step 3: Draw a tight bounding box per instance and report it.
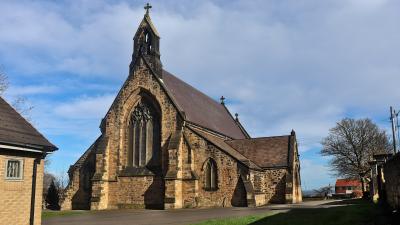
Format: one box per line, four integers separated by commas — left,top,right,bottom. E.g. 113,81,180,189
130,3,162,78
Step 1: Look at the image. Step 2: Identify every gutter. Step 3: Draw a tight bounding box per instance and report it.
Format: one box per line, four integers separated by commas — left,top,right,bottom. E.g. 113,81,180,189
0,140,57,152
0,144,45,153
29,157,41,225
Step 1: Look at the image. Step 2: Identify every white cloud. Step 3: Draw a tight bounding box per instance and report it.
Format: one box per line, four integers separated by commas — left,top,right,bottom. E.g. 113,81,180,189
7,85,58,96
54,94,114,119
301,158,336,190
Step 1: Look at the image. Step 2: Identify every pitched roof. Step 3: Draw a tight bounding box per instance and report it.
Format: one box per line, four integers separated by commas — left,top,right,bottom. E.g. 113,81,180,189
226,136,292,168
74,136,100,168
335,179,362,187
162,70,247,139
144,14,160,37
188,125,261,170
0,96,57,151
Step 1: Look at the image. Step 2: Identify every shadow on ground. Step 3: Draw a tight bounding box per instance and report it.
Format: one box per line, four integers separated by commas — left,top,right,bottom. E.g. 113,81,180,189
250,199,398,225
320,199,363,206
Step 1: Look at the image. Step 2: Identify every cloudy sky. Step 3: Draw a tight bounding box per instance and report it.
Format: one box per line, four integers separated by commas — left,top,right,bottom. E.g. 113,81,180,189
1,0,399,190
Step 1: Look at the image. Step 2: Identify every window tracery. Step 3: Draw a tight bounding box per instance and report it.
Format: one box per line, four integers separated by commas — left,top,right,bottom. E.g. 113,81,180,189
127,102,159,167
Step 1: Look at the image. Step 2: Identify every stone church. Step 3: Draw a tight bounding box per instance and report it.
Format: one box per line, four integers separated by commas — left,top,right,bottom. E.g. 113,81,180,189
61,7,302,210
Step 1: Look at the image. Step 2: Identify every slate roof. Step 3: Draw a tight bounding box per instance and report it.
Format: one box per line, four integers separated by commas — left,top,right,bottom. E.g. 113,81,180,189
226,136,293,168
0,96,57,151
162,70,247,139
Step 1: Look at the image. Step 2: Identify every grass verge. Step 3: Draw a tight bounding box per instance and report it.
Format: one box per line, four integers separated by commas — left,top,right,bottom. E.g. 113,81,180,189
192,199,391,225
191,211,280,225
42,210,90,219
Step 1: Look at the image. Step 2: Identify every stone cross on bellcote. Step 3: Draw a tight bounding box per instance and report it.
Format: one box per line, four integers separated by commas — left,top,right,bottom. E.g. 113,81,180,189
144,3,152,15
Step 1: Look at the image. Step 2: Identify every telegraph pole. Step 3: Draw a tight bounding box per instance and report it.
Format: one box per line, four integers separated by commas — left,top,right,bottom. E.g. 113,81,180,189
390,106,397,154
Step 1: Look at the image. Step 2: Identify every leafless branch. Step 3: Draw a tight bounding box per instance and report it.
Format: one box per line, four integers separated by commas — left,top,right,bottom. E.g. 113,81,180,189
0,66,9,95
321,118,390,179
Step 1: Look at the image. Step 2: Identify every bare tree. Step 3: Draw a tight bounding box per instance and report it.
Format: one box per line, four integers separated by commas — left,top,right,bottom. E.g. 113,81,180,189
11,96,34,120
0,67,9,95
321,118,390,190
0,66,33,119
54,171,69,191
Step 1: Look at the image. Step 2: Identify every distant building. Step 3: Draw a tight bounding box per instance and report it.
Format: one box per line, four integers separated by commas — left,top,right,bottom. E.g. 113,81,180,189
0,97,57,225
334,179,362,198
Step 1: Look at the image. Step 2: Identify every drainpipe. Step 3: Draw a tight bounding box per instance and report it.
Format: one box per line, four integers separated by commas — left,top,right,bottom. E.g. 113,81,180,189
30,157,41,225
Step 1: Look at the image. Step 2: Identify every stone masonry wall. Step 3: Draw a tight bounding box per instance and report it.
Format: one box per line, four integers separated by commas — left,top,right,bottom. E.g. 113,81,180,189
0,152,44,225
183,129,242,208
251,169,287,205
106,176,164,209
94,57,182,209
384,153,400,210
61,168,80,210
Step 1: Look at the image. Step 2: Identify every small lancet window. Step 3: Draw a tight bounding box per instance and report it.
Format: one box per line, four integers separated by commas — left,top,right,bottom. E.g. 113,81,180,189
204,158,218,191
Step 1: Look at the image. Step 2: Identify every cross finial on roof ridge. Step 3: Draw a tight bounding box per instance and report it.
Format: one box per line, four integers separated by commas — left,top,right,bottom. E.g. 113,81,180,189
144,3,152,15
220,96,225,105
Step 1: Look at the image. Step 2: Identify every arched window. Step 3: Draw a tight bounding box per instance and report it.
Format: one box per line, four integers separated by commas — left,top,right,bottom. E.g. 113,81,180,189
204,159,218,191
127,102,160,167
144,31,152,53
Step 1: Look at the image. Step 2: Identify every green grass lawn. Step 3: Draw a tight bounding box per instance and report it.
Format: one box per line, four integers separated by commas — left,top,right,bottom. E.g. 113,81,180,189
190,211,281,225
42,210,90,219
192,199,391,225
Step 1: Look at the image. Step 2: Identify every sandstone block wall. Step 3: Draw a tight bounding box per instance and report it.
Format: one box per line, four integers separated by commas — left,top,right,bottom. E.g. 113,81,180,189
250,169,287,205
0,153,44,225
106,176,164,209
384,153,400,210
184,129,242,208
91,59,181,209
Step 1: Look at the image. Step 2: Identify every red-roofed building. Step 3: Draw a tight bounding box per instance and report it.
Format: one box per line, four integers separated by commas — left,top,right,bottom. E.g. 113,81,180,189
335,179,362,198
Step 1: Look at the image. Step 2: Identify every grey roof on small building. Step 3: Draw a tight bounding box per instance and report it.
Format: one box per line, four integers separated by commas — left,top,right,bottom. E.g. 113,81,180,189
0,96,57,151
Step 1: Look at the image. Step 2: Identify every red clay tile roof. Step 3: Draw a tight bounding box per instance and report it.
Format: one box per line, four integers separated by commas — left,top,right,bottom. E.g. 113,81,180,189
0,96,57,151
162,70,247,139
335,179,362,187
226,136,292,168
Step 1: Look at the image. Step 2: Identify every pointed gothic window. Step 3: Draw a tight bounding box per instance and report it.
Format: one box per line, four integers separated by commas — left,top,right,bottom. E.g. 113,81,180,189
128,102,160,167
204,159,218,191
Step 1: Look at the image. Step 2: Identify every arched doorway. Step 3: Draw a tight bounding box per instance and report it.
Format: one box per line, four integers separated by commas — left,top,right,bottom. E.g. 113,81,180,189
231,176,248,207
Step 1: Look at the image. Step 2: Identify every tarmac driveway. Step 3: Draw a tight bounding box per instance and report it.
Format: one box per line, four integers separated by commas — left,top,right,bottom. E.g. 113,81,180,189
43,200,340,225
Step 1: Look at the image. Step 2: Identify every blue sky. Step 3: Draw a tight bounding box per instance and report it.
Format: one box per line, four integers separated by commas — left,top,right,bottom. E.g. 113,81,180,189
1,0,400,190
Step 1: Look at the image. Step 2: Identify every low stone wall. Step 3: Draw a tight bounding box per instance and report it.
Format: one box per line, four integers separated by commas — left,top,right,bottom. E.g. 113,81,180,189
384,153,400,210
